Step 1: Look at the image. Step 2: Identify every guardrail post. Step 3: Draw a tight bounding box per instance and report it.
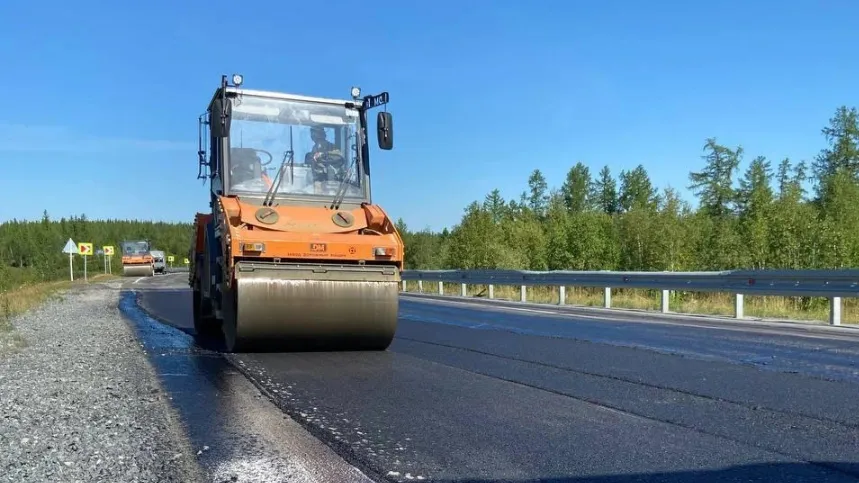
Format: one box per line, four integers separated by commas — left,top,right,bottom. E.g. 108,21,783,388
735,294,744,319
400,269,856,325
830,297,842,326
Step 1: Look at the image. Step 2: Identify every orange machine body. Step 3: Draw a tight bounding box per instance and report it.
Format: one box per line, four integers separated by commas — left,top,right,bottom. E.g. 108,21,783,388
122,254,154,265
192,196,404,287
188,75,402,352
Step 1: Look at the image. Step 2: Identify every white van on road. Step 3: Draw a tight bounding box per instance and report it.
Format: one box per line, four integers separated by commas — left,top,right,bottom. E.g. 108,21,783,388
150,250,167,274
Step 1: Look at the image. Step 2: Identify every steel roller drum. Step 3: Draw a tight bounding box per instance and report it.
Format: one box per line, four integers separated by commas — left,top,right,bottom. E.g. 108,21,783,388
123,265,153,277
221,262,400,352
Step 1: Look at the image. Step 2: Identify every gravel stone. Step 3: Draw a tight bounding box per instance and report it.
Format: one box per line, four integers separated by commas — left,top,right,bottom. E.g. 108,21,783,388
0,283,204,482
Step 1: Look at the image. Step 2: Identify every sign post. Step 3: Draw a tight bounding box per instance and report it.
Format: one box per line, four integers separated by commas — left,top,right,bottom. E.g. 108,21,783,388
62,238,78,281
103,246,115,275
168,255,175,268
78,242,94,282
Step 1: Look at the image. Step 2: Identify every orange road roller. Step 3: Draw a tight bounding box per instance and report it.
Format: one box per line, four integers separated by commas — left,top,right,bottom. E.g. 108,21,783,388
121,239,155,277
189,74,404,352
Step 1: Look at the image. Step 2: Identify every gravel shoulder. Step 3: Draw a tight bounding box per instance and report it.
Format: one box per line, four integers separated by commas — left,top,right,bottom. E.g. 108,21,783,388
0,282,204,482
0,323,27,356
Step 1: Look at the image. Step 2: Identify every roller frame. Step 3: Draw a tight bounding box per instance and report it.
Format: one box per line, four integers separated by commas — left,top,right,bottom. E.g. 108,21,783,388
193,245,401,352
190,76,404,353
191,206,402,352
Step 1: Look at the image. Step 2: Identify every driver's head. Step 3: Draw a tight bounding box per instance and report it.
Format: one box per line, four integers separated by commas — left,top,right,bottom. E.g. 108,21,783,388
310,126,327,143
230,148,260,183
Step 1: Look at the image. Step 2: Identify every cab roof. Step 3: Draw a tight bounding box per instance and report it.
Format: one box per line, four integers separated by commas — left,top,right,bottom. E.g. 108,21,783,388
207,86,357,112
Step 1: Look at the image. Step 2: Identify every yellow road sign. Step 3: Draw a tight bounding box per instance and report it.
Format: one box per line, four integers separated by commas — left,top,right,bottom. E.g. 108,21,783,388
183,258,190,264
167,255,175,262
78,242,94,256
103,246,115,256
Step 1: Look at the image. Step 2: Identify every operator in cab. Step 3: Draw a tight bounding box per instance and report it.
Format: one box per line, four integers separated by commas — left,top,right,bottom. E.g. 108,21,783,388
230,147,263,188
305,126,345,192
307,126,341,162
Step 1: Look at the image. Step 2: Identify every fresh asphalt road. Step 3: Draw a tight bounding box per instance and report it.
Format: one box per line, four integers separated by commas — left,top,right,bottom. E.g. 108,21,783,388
127,274,859,482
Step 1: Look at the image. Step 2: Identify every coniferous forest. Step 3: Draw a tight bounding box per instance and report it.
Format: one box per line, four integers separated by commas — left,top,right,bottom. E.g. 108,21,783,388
397,106,859,275
2,106,858,318
0,217,194,290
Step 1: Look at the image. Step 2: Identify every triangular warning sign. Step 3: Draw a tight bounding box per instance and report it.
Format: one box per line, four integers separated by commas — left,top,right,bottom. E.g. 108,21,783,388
62,238,78,254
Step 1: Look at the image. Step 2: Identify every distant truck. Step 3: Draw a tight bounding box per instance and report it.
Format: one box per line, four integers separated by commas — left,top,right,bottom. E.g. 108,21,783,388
150,250,167,274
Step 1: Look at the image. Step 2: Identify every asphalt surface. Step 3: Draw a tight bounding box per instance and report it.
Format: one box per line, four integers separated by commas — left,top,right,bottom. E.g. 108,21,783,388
128,273,859,482
119,275,375,483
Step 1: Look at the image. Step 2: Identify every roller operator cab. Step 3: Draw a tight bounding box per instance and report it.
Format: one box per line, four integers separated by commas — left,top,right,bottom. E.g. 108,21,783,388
190,74,404,353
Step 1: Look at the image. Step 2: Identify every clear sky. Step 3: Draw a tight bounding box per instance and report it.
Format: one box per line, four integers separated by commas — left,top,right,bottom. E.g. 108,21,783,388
1,0,857,231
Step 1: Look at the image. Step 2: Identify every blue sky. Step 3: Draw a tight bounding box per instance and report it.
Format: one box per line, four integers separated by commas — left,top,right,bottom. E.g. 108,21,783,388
1,0,857,231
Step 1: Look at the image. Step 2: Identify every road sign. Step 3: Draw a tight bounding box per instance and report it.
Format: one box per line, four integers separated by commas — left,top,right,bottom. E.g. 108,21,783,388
167,255,175,263
62,238,78,255
62,238,77,281
102,245,113,275
183,258,190,264
78,242,93,256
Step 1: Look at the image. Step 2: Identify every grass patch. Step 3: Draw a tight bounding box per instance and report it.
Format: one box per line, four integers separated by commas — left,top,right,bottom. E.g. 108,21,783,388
403,281,858,324
0,273,119,356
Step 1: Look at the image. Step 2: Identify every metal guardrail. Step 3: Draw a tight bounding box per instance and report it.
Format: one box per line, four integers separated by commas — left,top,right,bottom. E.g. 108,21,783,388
399,269,859,326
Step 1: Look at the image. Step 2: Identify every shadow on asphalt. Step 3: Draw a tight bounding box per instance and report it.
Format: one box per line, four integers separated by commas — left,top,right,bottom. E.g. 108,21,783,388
427,462,859,482
120,286,225,351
